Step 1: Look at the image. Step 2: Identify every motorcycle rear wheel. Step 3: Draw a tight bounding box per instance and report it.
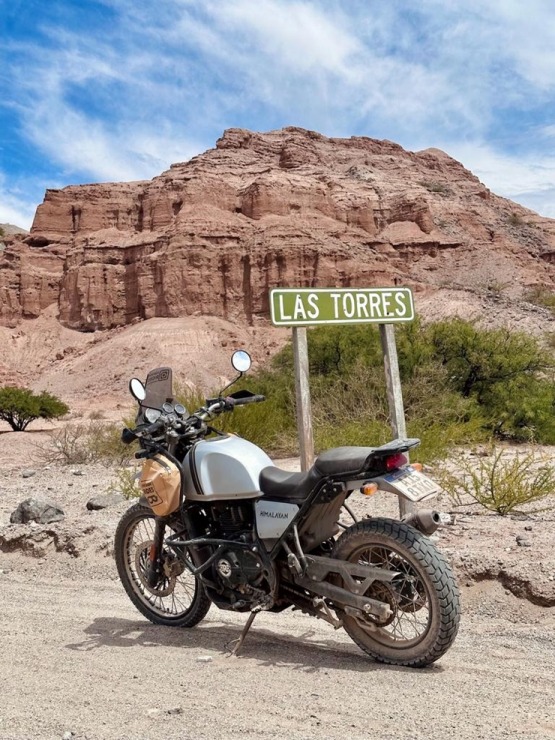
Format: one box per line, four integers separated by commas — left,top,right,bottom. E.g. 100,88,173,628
115,502,211,628
332,517,460,667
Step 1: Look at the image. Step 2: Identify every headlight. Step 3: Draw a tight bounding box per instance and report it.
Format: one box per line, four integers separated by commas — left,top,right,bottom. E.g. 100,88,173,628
144,407,162,423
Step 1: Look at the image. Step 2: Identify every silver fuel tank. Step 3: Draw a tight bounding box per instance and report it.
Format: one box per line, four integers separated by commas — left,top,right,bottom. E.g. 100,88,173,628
182,435,273,502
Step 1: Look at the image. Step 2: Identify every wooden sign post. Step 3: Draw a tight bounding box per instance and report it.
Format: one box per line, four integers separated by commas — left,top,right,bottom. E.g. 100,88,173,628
292,327,314,471
270,287,416,515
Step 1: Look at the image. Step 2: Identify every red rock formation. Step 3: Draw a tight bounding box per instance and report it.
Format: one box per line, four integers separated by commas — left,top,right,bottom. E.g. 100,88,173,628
2,127,554,331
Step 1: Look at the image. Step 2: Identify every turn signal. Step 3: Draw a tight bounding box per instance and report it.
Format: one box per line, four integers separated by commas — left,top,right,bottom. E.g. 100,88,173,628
362,482,379,496
411,463,423,472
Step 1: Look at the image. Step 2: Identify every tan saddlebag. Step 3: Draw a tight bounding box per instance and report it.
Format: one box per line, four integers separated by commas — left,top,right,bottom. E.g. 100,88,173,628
139,455,181,516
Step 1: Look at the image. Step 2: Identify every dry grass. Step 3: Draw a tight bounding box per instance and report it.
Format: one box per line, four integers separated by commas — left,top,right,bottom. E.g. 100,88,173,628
36,421,136,467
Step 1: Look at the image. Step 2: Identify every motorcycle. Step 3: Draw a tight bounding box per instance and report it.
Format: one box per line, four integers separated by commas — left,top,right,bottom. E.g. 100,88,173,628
115,350,460,667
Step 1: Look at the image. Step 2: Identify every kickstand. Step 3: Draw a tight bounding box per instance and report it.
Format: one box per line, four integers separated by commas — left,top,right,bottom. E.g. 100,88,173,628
229,608,261,657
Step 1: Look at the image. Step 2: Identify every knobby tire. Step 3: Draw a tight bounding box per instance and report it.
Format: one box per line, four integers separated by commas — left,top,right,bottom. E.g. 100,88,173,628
332,517,461,667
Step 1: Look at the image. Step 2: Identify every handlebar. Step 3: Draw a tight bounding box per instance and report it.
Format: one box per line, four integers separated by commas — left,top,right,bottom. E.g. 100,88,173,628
142,419,165,435
121,419,165,445
225,394,266,407
124,390,266,447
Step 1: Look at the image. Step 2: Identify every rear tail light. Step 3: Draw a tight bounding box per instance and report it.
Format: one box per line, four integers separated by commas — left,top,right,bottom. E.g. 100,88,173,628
385,453,407,471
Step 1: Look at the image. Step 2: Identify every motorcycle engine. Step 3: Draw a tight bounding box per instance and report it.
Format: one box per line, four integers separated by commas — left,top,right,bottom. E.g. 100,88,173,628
212,502,252,538
215,549,264,588
207,502,273,609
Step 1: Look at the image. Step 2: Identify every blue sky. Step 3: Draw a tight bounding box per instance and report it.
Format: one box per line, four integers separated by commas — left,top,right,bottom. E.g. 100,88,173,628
2,0,555,228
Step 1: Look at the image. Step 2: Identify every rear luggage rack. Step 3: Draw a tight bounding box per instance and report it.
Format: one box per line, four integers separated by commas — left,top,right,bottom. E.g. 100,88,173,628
369,438,420,458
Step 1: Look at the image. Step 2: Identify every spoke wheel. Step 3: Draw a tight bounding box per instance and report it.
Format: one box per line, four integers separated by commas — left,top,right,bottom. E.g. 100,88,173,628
115,503,211,627
332,518,460,667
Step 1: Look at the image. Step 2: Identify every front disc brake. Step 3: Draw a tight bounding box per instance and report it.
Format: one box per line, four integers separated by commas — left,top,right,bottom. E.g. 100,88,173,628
134,539,177,597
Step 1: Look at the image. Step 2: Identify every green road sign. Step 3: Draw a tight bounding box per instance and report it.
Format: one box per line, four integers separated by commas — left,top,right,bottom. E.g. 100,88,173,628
270,287,414,327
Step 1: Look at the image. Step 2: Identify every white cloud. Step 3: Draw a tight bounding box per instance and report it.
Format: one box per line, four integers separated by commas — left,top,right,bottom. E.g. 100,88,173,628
8,40,204,183
214,0,363,77
0,174,37,230
3,0,555,221
459,0,555,90
441,140,555,217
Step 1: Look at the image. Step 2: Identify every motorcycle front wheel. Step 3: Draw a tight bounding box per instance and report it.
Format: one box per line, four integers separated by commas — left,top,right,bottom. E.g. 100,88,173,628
115,502,211,628
332,517,460,667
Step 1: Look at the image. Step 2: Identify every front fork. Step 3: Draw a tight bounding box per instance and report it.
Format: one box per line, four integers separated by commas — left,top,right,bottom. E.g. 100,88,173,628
147,518,166,588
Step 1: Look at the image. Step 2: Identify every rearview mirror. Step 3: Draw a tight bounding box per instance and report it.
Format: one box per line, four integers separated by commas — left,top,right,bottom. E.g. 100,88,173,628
129,378,146,402
231,350,251,374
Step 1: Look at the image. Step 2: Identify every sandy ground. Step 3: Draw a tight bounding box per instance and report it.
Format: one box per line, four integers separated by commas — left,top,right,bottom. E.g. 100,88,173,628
1,573,554,740
1,432,555,739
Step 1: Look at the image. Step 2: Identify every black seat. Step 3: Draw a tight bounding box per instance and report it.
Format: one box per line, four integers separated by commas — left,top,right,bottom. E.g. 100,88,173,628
314,446,378,476
315,439,420,476
258,449,378,502
259,439,421,503
259,466,323,503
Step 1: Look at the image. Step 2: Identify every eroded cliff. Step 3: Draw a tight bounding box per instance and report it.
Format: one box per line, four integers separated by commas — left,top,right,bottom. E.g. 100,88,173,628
2,127,554,331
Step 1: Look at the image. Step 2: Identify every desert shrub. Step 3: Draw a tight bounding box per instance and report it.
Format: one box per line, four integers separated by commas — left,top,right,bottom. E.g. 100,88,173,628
486,280,509,295
196,321,479,461
508,212,524,226
38,421,136,466
525,287,555,315
226,318,554,457
88,409,106,420
216,368,298,455
108,466,142,499
304,320,485,454
173,381,209,418
439,446,555,515
88,421,137,465
419,180,451,195
174,369,298,455
38,423,94,465
0,387,69,431
428,319,555,442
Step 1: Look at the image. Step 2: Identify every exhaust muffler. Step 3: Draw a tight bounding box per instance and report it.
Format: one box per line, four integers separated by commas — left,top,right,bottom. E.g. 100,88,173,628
402,509,441,536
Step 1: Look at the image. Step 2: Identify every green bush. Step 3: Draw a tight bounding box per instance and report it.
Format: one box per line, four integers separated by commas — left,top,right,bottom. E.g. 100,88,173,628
175,373,299,455
0,387,69,431
205,317,554,460
428,319,554,441
88,421,137,465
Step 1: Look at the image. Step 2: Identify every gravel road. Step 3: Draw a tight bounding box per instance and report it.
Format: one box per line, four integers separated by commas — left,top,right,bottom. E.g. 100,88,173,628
1,568,554,740
1,436,554,739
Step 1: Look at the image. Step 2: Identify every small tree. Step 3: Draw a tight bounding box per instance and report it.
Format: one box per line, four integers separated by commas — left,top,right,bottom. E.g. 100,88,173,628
0,387,69,431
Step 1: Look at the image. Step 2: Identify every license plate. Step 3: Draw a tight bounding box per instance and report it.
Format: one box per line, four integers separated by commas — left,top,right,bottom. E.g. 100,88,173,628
383,467,441,502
